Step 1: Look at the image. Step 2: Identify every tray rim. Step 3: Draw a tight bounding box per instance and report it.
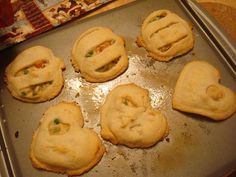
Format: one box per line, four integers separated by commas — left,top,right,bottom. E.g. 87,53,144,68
177,0,236,78
0,1,236,177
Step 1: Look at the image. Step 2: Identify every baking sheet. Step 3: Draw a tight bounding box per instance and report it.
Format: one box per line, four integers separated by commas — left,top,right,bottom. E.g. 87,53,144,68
0,0,236,177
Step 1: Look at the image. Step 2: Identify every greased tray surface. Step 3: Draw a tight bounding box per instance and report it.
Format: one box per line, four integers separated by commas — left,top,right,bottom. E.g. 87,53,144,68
0,0,236,177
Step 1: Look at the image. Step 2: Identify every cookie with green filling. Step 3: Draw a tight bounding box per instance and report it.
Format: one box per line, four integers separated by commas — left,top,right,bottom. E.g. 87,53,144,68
100,84,169,148
71,27,128,82
5,46,65,102
30,102,105,176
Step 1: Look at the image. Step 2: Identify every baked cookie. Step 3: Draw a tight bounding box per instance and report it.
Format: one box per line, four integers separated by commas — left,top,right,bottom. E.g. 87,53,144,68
30,102,105,176
173,61,236,120
137,10,194,61
71,27,128,82
100,84,168,148
5,46,65,103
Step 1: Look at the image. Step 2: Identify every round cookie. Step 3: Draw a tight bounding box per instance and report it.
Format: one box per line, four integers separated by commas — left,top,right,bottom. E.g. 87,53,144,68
5,46,65,103
71,27,128,82
137,10,194,61
100,84,169,148
30,102,105,176
173,60,236,120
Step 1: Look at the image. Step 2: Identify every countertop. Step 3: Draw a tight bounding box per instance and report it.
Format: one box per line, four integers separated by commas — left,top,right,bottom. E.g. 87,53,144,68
197,0,236,42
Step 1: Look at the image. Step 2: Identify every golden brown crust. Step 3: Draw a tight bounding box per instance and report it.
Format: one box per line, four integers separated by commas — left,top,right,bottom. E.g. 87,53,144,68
5,46,65,103
136,10,194,61
30,132,105,176
30,102,105,176
100,83,169,148
71,26,128,82
173,60,236,120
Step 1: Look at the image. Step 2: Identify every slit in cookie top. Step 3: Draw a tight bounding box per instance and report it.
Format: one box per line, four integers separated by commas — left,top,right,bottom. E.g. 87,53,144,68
148,12,167,23
121,96,138,107
129,123,141,130
15,59,49,76
157,35,187,52
79,28,100,42
20,80,53,98
85,40,116,58
95,56,120,72
150,22,178,38
48,118,70,135
120,116,142,132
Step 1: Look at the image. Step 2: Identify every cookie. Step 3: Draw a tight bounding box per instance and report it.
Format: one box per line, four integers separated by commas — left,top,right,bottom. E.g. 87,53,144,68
71,27,128,82
137,10,194,61
100,84,168,148
30,102,105,176
5,46,65,103
173,61,236,120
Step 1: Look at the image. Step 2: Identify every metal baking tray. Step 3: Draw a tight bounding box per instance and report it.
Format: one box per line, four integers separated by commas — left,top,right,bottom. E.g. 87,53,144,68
0,0,236,177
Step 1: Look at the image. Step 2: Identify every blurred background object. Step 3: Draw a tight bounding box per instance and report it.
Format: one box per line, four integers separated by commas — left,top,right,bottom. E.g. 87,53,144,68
0,0,115,50
83,0,135,18
0,0,14,27
196,0,236,41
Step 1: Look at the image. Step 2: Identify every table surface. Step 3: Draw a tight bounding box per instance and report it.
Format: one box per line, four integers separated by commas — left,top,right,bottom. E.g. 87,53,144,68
197,0,236,42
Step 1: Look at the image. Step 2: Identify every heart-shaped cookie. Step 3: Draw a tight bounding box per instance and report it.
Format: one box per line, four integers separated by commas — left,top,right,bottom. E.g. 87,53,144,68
30,102,105,176
100,84,169,148
137,10,194,61
5,46,65,102
173,61,236,120
71,26,128,82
